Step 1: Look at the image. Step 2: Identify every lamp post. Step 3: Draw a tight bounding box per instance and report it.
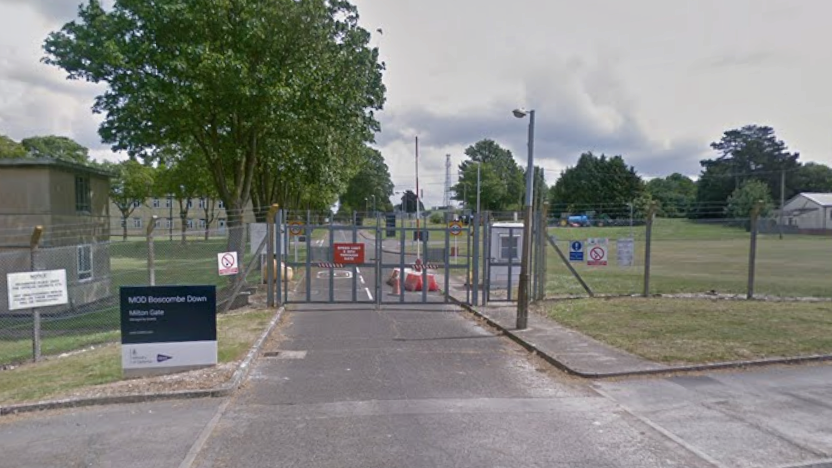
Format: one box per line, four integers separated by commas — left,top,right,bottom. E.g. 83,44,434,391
371,194,377,216
513,108,535,330
476,161,481,215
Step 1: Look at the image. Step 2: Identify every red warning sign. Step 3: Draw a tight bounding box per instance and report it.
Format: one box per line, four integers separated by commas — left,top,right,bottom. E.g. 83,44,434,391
333,243,365,264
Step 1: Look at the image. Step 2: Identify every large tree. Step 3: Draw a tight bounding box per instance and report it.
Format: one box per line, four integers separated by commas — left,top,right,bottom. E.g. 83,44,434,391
0,135,27,158
338,147,394,214
451,139,525,212
694,125,799,218
549,152,644,214
44,0,385,262
725,180,774,221
21,135,90,164
793,162,832,194
646,173,696,217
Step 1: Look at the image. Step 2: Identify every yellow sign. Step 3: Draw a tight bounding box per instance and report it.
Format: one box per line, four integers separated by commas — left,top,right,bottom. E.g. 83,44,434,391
448,221,463,236
289,221,304,236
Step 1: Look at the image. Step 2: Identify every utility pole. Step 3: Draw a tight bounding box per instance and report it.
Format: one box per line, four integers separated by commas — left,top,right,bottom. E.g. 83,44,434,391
779,168,785,240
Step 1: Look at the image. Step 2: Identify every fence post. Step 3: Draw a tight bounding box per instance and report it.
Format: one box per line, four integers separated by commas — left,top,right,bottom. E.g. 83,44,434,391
642,202,657,297
30,226,43,362
747,200,763,300
266,204,279,308
147,215,158,286
539,202,549,300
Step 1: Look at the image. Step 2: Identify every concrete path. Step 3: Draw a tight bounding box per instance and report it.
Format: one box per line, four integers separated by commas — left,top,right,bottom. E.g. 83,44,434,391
188,303,708,468
595,365,832,468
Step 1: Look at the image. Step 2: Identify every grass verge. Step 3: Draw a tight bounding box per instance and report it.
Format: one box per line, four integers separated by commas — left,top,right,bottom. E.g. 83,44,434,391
545,298,832,365
0,310,274,406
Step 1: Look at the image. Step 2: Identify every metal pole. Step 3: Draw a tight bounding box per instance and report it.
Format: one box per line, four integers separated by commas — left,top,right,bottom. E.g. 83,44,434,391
516,110,535,330
472,212,480,306
30,226,43,362
147,215,158,286
266,204,279,307
747,201,763,300
476,162,481,215
642,202,657,297
779,169,785,240
276,209,283,305
540,202,549,300
168,194,173,241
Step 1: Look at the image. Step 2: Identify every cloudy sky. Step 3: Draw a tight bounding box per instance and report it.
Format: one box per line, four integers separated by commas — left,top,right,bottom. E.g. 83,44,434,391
1,1,831,208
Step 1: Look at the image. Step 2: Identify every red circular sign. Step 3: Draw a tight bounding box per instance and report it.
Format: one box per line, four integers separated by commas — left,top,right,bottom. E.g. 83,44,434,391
589,246,605,261
221,253,236,268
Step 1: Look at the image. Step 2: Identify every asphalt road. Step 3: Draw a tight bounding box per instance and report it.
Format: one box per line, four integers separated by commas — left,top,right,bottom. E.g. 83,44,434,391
186,302,709,468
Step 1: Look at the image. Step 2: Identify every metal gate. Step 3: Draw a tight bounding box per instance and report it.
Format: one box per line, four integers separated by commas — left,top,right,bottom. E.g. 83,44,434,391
272,211,476,306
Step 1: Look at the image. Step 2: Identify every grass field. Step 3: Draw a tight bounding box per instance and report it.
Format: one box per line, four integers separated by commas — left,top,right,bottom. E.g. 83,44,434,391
546,218,832,298
545,298,832,364
0,310,274,405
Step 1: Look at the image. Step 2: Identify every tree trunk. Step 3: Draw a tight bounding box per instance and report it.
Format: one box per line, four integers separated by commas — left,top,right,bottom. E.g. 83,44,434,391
122,219,128,241
225,200,248,288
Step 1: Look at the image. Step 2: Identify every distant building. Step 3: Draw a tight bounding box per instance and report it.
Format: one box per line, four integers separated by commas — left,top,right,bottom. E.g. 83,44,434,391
780,193,832,233
0,158,112,312
109,197,256,238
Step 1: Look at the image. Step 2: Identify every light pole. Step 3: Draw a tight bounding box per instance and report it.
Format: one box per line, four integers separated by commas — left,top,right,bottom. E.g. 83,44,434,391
476,161,481,215
513,107,535,330
371,195,377,216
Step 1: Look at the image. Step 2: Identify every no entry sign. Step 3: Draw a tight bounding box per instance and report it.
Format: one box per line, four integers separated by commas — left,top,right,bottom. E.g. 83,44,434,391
217,251,239,276
333,243,365,264
586,238,608,266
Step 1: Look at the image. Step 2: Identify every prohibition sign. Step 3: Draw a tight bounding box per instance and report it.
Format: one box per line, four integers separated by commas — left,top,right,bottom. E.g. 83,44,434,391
289,221,303,236
221,253,235,268
449,221,463,236
589,247,604,261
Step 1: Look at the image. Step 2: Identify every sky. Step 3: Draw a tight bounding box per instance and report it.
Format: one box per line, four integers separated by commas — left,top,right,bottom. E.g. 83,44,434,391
1,0,831,208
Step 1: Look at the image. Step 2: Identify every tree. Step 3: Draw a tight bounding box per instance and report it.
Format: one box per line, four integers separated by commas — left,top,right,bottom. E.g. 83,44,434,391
20,135,90,164
0,135,27,158
338,147,394,214
44,0,385,267
105,159,156,240
694,125,799,217
451,139,525,212
549,152,644,214
793,162,832,194
399,190,424,213
155,156,205,244
646,173,696,217
725,180,774,221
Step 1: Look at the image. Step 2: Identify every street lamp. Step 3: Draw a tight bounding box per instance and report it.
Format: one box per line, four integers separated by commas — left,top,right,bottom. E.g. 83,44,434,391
513,107,535,330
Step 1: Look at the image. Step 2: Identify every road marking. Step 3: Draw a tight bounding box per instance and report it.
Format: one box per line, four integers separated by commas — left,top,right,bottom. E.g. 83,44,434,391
178,398,232,468
365,287,373,301
359,275,365,285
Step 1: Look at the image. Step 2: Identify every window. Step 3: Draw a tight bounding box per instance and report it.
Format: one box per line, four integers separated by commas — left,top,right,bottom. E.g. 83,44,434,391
155,219,162,228
165,197,172,208
132,200,141,208
186,218,194,229
199,198,206,209
499,234,518,260
218,200,224,209
77,245,93,281
218,218,226,228
75,176,91,213
187,199,193,209
199,218,207,228
152,198,160,208
132,217,142,228
164,218,173,228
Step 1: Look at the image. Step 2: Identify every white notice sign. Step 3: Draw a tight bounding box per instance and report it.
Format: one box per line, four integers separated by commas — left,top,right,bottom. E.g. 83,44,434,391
6,269,69,311
217,251,239,276
617,238,635,267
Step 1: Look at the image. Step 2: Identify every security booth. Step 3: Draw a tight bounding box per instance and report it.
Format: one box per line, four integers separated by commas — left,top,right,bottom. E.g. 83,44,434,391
488,222,524,294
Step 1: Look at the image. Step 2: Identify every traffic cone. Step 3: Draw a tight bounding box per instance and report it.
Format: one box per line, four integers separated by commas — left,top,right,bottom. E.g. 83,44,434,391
392,275,401,295
387,269,399,286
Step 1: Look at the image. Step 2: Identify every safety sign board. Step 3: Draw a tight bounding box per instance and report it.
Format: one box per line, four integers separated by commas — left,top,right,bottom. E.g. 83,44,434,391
586,238,608,266
217,251,239,276
289,221,304,236
617,238,634,267
6,269,68,311
569,240,584,262
448,221,463,236
333,243,365,264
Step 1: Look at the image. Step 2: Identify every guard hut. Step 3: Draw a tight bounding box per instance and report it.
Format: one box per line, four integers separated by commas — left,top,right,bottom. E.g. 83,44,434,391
489,222,524,288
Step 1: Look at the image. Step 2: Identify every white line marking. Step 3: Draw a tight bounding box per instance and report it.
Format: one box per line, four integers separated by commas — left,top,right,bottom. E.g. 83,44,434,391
178,398,232,468
359,276,366,285
356,267,362,274
365,287,373,301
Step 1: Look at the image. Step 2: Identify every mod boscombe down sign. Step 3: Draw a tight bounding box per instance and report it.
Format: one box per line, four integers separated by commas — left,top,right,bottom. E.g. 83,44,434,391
120,285,217,378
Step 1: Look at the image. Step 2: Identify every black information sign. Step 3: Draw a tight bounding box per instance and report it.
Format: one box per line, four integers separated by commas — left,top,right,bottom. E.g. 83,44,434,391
120,285,216,345
386,214,396,238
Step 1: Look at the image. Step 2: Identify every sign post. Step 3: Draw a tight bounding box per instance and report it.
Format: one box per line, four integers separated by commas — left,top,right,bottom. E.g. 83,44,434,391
586,238,609,266
120,285,217,377
449,221,463,264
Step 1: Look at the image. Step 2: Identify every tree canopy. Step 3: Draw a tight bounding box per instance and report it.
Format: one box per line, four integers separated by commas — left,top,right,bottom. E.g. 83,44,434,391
103,159,156,239
338,147,394,214
725,180,774,220
21,135,90,164
645,173,696,217
0,135,28,159
451,139,526,212
549,152,644,214
44,0,386,255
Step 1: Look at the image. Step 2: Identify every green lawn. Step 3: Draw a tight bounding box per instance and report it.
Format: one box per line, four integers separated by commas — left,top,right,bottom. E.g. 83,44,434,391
545,219,832,298
545,298,832,364
0,310,274,405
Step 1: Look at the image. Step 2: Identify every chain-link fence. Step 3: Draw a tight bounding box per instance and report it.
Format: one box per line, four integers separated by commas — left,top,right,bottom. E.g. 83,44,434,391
542,208,832,300
1,214,263,367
